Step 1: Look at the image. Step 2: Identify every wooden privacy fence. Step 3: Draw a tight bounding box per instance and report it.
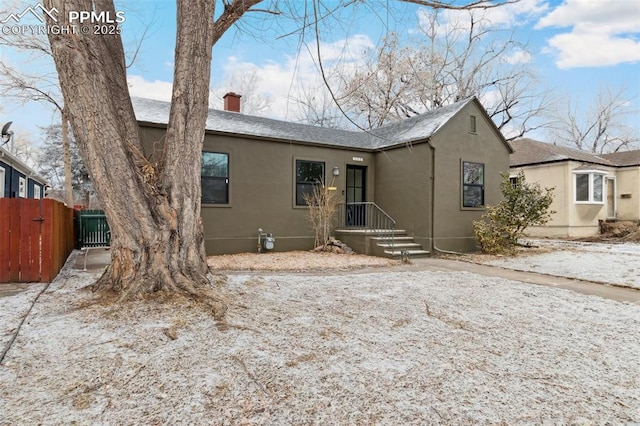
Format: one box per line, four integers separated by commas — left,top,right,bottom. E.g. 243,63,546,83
0,198,75,283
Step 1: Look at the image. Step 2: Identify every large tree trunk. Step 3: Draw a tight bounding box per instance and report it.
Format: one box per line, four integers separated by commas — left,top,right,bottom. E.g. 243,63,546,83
44,0,226,315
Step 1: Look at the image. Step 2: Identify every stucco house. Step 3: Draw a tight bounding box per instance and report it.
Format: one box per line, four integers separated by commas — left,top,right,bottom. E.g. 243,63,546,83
510,138,640,237
133,94,512,256
0,145,47,199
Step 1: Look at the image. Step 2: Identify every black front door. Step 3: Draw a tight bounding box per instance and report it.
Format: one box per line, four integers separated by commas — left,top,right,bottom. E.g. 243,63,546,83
346,165,366,227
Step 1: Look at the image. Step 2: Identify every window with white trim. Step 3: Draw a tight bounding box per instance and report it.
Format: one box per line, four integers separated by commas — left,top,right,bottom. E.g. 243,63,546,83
34,185,41,199
574,171,606,204
509,175,520,189
18,176,26,198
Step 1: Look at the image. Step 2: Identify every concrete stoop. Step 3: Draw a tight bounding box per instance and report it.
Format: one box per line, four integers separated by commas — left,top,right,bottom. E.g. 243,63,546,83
334,229,430,259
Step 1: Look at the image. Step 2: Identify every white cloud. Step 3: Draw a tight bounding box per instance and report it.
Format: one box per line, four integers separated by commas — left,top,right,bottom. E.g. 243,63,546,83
127,75,173,101
212,35,374,120
417,0,548,37
503,50,533,65
536,0,640,68
129,35,374,121
472,0,549,27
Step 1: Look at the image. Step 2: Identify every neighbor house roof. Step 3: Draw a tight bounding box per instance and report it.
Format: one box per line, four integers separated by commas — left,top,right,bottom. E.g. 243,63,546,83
600,150,640,167
509,138,615,167
132,96,478,151
0,145,48,185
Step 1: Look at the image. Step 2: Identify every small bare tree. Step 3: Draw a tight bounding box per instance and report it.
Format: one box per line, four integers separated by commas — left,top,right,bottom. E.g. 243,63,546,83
303,181,338,250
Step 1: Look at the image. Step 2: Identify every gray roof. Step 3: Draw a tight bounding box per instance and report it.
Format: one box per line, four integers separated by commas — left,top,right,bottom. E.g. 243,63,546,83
366,100,474,148
600,150,640,167
132,96,474,151
509,139,615,167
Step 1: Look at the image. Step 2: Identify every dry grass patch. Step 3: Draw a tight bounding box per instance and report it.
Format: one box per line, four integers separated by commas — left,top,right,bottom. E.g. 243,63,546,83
208,250,397,272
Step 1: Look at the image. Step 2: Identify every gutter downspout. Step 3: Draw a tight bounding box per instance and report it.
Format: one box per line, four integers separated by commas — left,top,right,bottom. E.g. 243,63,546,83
428,140,466,256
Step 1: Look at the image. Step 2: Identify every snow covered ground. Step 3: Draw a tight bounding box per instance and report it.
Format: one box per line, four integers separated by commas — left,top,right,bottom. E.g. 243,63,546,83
483,240,640,290
1,252,639,424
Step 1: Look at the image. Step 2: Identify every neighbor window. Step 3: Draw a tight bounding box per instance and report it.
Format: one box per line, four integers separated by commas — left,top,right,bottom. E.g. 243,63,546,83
34,185,41,200
296,160,325,205
201,152,229,204
469,115,477,133
18,177,26,198
462,161,484,208
574,171,605,204
509,176,520,189
0,167,4,198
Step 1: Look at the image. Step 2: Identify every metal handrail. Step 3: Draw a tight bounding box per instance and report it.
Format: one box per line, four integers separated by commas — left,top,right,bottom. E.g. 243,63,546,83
336,202,396,252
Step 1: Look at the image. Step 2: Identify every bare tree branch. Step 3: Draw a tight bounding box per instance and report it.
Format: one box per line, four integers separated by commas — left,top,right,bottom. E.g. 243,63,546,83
549,87,639,153
400,0,519,10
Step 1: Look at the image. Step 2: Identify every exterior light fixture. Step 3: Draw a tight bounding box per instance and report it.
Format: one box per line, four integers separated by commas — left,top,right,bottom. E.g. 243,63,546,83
332,166,340,176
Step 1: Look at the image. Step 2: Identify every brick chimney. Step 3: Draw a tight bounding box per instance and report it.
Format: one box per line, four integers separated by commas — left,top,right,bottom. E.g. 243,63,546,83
223,92,241,113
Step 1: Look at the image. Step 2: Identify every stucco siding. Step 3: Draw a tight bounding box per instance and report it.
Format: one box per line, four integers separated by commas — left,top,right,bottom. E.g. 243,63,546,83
615,167,640,221
429,102,511,252
374,143,432,247
567,162,614,231
140,125,375,255
512,161,624,237
511,163,568,231
137,97,509,256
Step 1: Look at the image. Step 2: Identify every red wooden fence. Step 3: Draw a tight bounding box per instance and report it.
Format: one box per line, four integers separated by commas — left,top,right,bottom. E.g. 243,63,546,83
0,198,75,283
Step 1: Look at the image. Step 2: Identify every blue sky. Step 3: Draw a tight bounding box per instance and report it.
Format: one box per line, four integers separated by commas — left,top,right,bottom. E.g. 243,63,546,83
1,0,639,145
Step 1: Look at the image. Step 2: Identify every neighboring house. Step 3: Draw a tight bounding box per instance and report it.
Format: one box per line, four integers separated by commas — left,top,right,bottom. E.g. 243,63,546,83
133,94,512,256
0,146,47,199
510,138,640,237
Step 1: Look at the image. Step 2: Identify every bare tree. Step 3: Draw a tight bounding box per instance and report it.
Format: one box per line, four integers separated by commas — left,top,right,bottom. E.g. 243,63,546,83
210,67,273,114
340,33,423,129
43,0,266,313
42,0,516,309
38,124,93,206
294,82,349,128
415,9,553,139
550,86,639,154
0,26,74,205
1,2,151,206
4,132,40,169
301,7,552,140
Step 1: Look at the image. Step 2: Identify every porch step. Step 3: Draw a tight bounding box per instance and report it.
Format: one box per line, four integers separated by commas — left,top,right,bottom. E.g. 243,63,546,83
371,236,414,242
376,242,422,249
334,228,406,236
384,249,431,258
373,232,429,258
334,228,430,258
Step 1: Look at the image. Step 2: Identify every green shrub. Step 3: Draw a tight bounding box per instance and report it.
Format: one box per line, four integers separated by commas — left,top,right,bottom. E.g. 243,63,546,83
473,171,555,254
